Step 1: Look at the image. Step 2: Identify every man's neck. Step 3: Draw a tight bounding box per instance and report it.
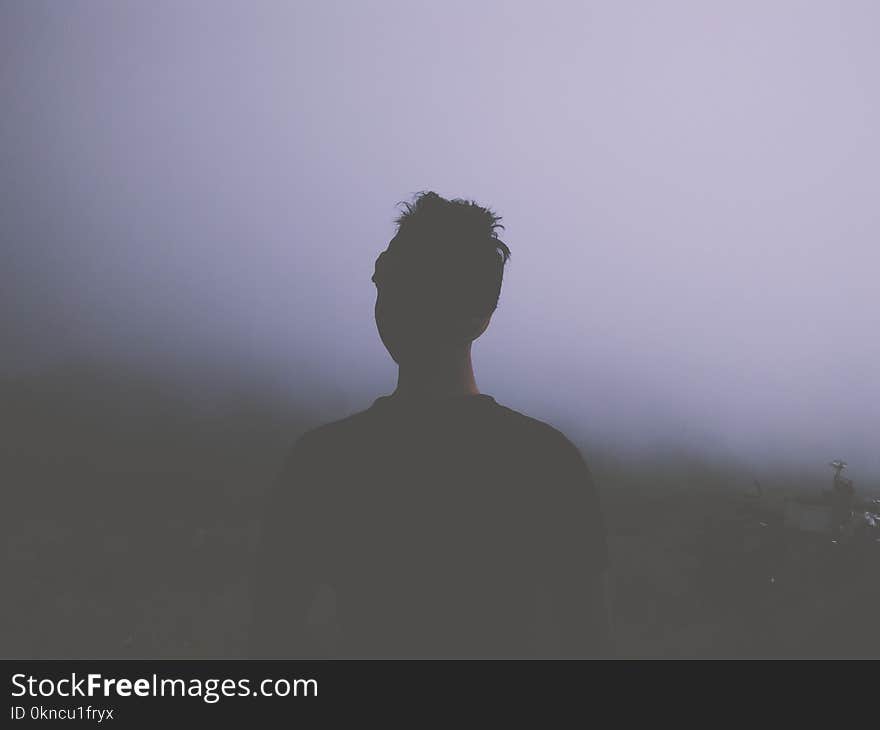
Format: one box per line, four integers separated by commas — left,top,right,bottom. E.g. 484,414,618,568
393,347,479,399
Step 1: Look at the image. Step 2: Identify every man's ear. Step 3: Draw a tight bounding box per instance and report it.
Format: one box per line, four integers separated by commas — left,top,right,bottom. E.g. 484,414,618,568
469,313,492,342
438,311,493,345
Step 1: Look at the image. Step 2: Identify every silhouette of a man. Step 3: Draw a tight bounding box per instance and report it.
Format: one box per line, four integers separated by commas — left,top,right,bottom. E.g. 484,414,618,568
251,192,610,658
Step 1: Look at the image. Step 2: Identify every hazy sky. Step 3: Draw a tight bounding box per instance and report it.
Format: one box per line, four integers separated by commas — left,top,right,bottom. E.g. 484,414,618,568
2,1,878,478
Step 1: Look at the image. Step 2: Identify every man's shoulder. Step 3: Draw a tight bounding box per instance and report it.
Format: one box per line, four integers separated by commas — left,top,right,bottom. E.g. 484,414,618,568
293,404,379,452
290,395,584,464
488,400,584,459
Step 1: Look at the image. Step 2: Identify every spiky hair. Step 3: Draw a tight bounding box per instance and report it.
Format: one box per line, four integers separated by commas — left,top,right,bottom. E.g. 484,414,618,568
373,191,511,316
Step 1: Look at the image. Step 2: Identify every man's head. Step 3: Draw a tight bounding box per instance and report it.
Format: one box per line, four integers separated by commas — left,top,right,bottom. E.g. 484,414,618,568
372,192,511,364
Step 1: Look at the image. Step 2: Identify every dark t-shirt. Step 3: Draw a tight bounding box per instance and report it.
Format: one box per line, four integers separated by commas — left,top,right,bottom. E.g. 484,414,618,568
251,393,609,658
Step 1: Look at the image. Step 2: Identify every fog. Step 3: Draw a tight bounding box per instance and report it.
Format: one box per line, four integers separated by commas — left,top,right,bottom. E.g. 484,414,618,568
3,1,879,480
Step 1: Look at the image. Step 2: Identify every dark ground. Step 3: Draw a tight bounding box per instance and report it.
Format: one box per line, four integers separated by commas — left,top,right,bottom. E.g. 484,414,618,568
3,368,879,658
